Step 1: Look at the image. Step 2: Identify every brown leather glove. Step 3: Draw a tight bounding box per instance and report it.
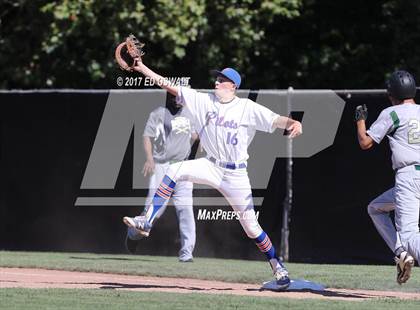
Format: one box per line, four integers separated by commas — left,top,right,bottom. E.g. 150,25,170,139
115,34,145,71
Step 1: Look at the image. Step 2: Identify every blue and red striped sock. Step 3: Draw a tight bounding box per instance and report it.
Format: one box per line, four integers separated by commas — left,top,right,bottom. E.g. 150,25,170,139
254,231,276,260
254,231,287,272
148,175,176,223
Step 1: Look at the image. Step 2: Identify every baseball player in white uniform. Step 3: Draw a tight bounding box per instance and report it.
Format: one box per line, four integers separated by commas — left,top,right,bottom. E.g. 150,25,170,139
123,59,302,289
355,70,419,284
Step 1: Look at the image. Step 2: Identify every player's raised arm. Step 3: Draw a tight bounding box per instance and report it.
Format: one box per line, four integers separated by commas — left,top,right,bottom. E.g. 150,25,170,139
133,60,179,96
354,104,374,150
272,116,302,138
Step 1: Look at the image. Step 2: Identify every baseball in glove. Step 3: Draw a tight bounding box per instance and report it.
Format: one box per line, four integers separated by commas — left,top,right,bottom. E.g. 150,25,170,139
115,34,145,71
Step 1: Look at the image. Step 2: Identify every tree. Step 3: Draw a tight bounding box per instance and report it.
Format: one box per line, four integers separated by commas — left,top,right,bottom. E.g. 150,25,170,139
2,0,420,89
0,0,301,89
254,0,420,89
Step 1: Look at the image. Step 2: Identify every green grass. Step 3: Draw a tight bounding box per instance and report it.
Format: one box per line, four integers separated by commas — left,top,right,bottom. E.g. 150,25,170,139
2,251,420,309
1,250,420,292
1,288,420,310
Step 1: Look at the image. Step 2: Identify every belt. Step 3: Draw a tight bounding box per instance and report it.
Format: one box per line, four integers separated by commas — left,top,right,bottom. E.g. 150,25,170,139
208,156,247,170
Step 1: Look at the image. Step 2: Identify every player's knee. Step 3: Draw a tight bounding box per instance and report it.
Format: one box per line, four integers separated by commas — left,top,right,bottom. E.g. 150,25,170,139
367,203,375,215
367,202,381,216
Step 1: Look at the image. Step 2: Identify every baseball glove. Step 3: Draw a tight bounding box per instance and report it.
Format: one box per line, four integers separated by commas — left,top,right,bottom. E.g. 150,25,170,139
115,34,145,71
355,104,368,121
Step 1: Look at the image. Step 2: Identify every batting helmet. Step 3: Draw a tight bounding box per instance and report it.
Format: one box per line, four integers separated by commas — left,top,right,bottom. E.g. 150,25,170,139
386,70,416,100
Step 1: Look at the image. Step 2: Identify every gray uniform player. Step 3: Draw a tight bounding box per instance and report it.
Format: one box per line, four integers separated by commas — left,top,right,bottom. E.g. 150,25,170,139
126,94,197,262
356,70,419,284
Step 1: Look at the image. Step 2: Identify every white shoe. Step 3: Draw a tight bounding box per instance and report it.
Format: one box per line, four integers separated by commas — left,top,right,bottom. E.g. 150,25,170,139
274,265,291,289
395,251,415,284
123,216,152,237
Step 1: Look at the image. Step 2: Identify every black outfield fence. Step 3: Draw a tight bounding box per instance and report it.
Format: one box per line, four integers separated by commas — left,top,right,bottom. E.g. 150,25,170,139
0,89,410,264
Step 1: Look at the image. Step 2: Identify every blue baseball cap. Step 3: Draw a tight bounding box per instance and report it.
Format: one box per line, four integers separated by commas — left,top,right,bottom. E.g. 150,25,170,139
212,67,241,88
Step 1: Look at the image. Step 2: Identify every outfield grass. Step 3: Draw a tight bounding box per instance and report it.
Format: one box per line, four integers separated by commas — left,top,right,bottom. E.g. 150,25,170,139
1,250,420,292
1,288,420,310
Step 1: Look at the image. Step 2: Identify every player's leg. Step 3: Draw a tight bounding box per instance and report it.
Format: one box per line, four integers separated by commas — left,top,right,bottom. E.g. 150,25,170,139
368,187,413,284
124,158,222,235
219,168,290,289
143,162,171,219
125,162,170,252
393,170,419,284
367,187,404,255
395,171,420,261
172,181,196,262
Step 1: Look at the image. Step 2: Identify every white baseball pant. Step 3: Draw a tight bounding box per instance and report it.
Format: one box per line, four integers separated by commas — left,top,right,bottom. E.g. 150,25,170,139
165,157,263,239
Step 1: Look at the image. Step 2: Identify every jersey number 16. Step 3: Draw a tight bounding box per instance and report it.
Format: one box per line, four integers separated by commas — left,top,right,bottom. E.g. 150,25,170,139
226,132,238,145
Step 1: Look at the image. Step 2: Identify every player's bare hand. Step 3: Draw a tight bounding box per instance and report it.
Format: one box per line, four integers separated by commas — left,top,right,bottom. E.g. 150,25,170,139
142,159,155,177
287,121,302,138
132,58,143,73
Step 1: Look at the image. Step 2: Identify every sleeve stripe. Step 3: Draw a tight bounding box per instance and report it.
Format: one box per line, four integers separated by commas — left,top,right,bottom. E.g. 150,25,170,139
390,110,400,129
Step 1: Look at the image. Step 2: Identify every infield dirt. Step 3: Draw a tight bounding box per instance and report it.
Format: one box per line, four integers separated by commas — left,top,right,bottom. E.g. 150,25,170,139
1,267,420,301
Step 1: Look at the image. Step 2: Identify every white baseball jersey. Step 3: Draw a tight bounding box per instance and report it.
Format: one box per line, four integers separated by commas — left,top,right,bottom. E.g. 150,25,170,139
177,87,279,163
367,103,420,170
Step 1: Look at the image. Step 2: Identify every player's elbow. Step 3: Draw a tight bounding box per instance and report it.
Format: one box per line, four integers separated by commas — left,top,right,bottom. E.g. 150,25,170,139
359,139,373,150
358,134,374,150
